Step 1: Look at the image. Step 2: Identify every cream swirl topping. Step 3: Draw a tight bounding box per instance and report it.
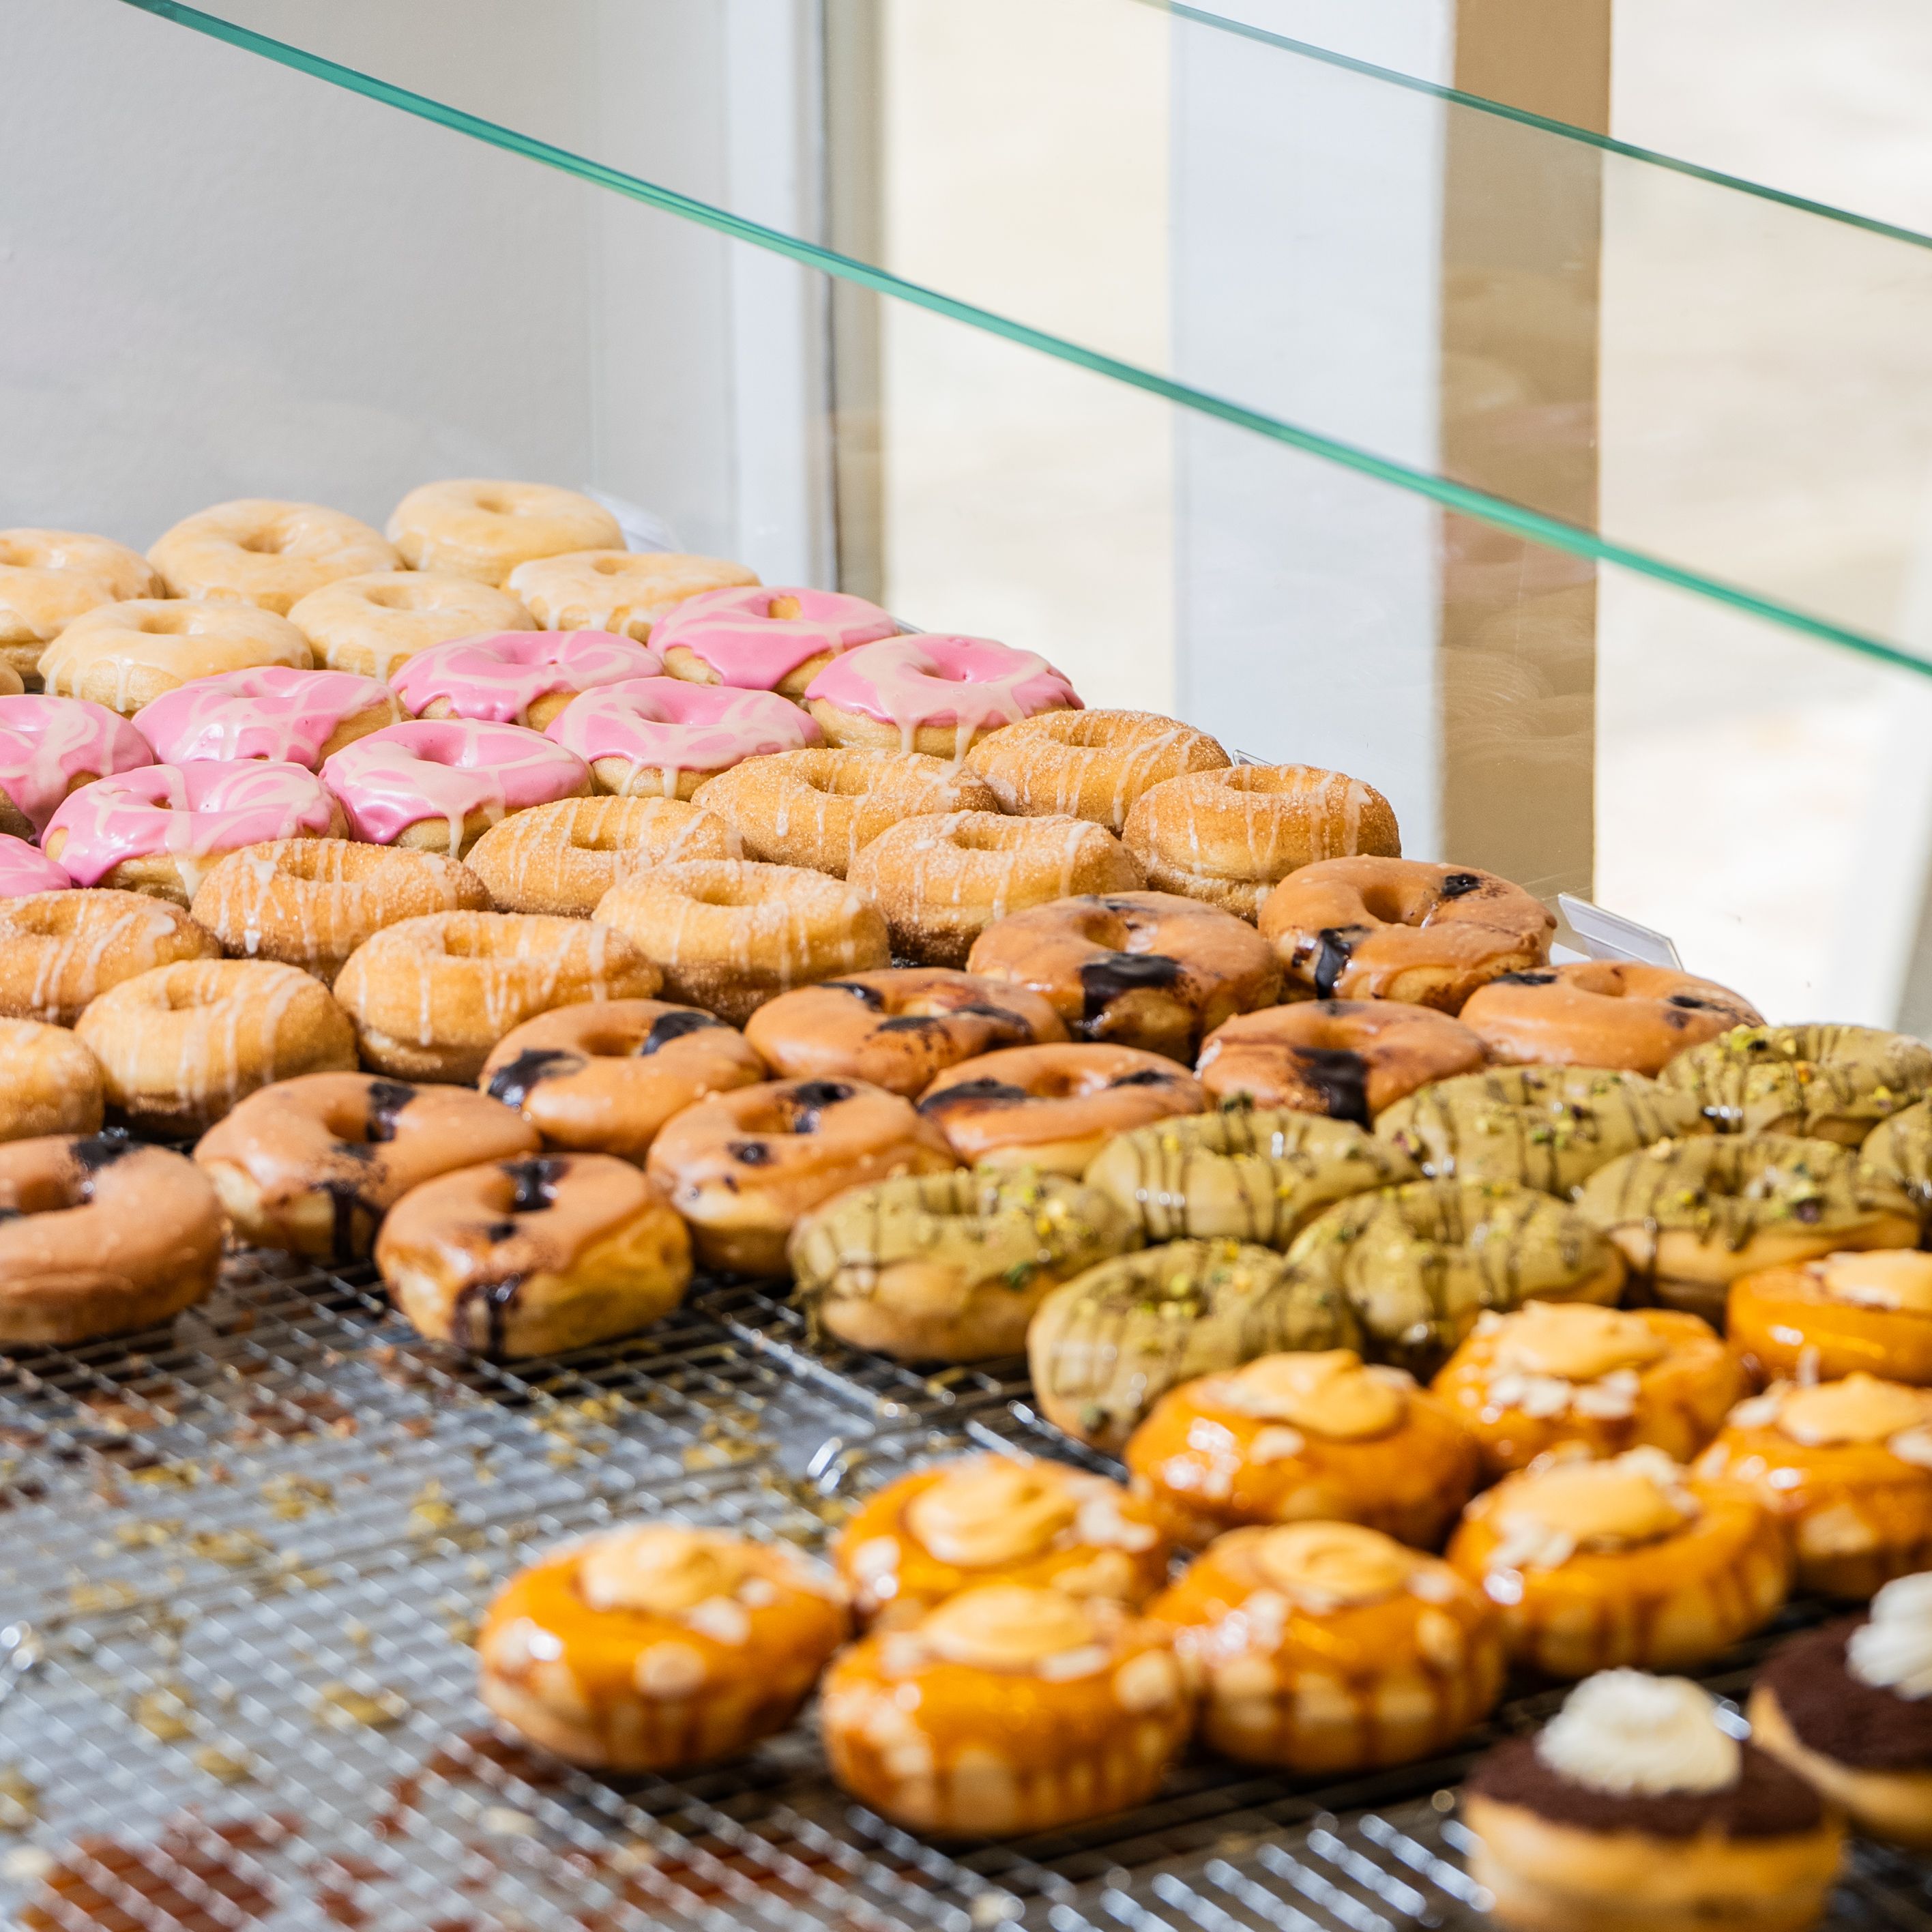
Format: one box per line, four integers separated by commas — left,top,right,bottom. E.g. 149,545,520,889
919,1585,1101,1671
1212,1349,1405,1440
578,1527,752,1616
1490,1302,1670,1383
1775,1373,1929,1447
905,1459,1079,1568
1849,1571,1932,1698
1536,1671,1740,1796
1486,1446,1697,1572
1249,1522,1414,1608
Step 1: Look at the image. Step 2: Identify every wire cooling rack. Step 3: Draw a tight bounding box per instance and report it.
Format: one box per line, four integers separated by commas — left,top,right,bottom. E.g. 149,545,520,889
4,1251,1932,1932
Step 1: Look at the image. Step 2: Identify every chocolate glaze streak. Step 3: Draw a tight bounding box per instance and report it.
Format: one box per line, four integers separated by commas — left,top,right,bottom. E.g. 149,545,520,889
320,1177,371,1263
1079,952,1182,1030
1495,969,1557,987
729,1140,774,1165
1311,926,1368,1000
454,1274,525,1358
918,1079,1029,1113
364,1079,417,1140
503,1158,566,1212
641,1010,723,1052
1289,1045,1371,1125
70,1132,135,1173
1437,872,1484,899
823,980,887,1010
486,1049,583,1109
785,1081,855,1133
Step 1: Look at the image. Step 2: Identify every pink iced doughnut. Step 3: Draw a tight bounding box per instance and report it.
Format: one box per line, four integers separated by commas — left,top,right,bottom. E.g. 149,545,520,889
320,718,589,856
42,761,342,902
652,586,899,698
132,666,402,770
0,834,70,897
389,629,662,730
803,635,1081,757
0,694,154,841
544,676,820,800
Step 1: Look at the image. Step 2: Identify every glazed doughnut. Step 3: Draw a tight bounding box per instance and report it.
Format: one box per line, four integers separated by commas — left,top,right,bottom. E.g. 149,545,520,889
39,599,312,716
1660,1022,1932,1145
965,890,1283,1060
849,811,1143,968
334,911,662,1083
287,570,535,681
480,998,767,1162
645,1075,956,1275
1460,961,1763,1074
1729,1251,1932,1387
1195,999,1488,1122
147,499,397,613
0,693,153,839
1122,763,1401,918
1259,856,1555,1010
965,707,1230,832
0,1135,224,1345
916,1042,1206,1175
465,794,735,917
386,479,623,585
0,1020,104,1141
651,583,896,693
375,1152,691,1356
744,967,1066,1098
1865,1098,1932,1220
692,746,999,877
0,836,69,898
390,630,661,730
593,859,889,1025
131,667,402,769
0,528,160,686
803,634,1081,757
189,838,490,985
0,889,218,1024
75,958,357,1135
788,1167,1136,1362
194,1072,540,1261
506,552,762,643
544,677,818,799
319,718,590,857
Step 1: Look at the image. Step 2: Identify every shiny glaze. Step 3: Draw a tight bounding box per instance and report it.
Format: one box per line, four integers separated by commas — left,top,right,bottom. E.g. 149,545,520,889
0,692,154,833
804,635,1080,755
132,665,398,767
390,629,661,724
0,832,70,896
652,585,898,686
546,676,818,793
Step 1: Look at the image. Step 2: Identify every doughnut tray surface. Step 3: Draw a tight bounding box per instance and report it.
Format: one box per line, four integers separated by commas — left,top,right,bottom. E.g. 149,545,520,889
1,1251,1929,1932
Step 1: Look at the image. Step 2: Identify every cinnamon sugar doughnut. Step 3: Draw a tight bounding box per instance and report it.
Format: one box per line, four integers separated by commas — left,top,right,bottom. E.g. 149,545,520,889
0,693,153,840
966,709,1230,832
148,500,397,613
1123,763,1401,918
0,664,20,698
0,1020,104,1141
386,480,622,586
0,889,218,1024
391,630,661,730
848,810,1142,967
0,529,160,687
1260,857,1555,1010
287,571,535,681
39,600,313,716
132,666,402,770
544,677,817,798
506,552,761,642
651,584,896,692
465,795,736,916
804,635,1081,756
965,890,1282,1062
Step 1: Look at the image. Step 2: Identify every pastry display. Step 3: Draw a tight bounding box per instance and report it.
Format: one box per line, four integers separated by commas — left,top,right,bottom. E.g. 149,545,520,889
131,665,402,767
788,1167,1135,1361
390,628,661,729
385,479,624,585
965,707,1230,830
465,793,736,916
0,888,218,1023
507,551,761,641
39,599,312,715
650,583,896,690
287,570,535,679
1152,1521,1504,1772
0,834,68,896
0,1018,104,1141
0,527,160,686
1729,1250,1932,1386
544,675,819,797
478,1525,848,1771
803,634,1080,755
1660,1022,1932,1145
147,498,398,612
0,693,153,838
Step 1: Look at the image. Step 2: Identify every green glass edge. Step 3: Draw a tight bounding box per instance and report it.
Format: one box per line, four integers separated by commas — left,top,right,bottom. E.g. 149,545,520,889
115,0,1932,684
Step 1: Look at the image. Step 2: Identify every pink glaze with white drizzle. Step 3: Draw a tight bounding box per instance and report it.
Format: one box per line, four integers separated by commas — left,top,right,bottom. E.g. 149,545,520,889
43,761,338,888
0,832,70,896
648,586,898,688
544,677,819,795
0,694,154,836
321,718,589,850
131,666,396,770
802,635,1081,755
389,630,662,724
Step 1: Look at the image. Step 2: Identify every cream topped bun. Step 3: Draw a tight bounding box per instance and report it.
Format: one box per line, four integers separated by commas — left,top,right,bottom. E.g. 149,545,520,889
1246,1520,1417,1608
903,1460,1081,1569
1727,1371,1932,1459
579,1525,759,1617
1490,1301,1672,1384
1208,1349,1407,1441
1849,1572,1932,1697
1485,1447,1699,1572
918,1584,1102,1672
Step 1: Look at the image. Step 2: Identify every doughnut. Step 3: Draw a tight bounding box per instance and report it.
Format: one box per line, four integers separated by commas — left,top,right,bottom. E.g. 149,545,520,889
38,600,312,716
0,1135,224,1345
1259,856,1555,1010
464,794,735,917
319,718,590,856
375,1152,692,1356
965,707,1229,831
478,1525,848,1773
645,1075,956,1275
194,1072,540,1261
1460,961,1763,1074
915,1044,1201,1177
849,810,1143,967
1729,1251,1932,1387
691,746,999,877
1578,1134,1921,1322
0,528,160,686
1195,998,1487,1122
506,552,763,643
803,634,1081,757
189,838,488,986
390,630,661,729
743,967,1066,1098
0,663,20,697
593,859,889,1025
965,889,1283,1060
1864,1098,1932,1220
1122,763,1401,918
0,889,218,1025
0,1020,104,1142
1660,1022,1932,1145
147,499,398,613
1027,1238,1360,1450
0,694,153,839
131,666,402,770
0,836,70,898
334,911,662,1083
74,958,355,1135
544,676,818,798
789,1167,1137,1362
479,998,767,1163
1085,1107,1418,1247
385,479,623,585
650,583,895,692
287,570,536,681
